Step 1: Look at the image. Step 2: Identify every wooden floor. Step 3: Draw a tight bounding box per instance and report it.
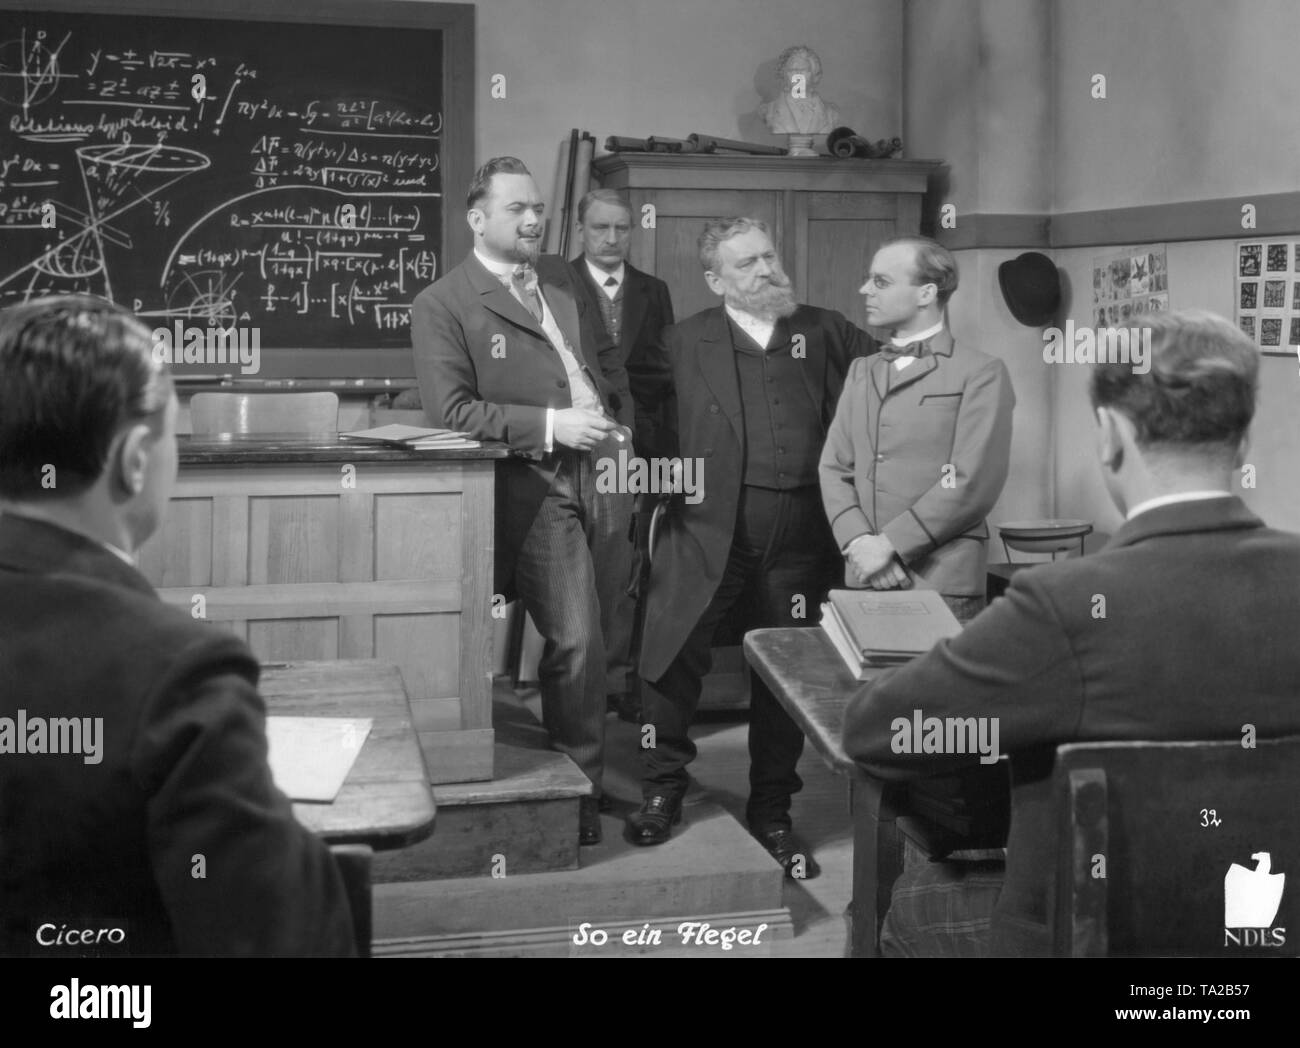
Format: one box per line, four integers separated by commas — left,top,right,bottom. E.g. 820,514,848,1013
520,687,855,958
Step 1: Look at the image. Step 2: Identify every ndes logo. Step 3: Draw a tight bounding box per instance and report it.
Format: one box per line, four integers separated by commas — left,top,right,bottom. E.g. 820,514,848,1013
1223,851,1286,948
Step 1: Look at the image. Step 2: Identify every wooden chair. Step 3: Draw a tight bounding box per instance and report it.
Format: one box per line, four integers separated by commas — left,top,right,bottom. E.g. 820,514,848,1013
1051,737,1300,957
190,392,338,436
330,844,373,958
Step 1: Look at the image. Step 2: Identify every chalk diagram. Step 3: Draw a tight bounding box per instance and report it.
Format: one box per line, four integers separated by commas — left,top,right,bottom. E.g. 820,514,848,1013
0,28,74,114
2,24,438,338
0,140,214,310
0,30,236,324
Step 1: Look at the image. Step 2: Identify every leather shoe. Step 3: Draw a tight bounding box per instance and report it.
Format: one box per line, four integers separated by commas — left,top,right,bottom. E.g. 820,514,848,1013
752,826,821,880
578,796,602,846
625,793,683,846
606,692,641,723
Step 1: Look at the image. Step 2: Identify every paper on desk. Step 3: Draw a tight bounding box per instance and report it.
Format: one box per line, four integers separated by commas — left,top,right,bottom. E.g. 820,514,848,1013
266,716,372,802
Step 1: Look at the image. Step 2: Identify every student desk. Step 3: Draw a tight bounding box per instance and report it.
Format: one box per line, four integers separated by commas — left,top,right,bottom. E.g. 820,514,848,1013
137,435,509,785
743,627,909,958
260,659,436,850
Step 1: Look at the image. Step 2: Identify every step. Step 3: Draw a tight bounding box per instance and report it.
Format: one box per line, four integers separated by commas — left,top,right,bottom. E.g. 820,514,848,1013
373,794,791,956
374,683,594,881
373,743,589,881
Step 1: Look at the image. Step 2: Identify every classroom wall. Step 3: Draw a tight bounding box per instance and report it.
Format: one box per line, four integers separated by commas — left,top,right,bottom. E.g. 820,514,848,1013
1053,0,1300,212
433,0,904,185
906,0,1057,539
909,0,1300,545
1053,240,1300,538
905,0,1053,216
1051,0,1300,535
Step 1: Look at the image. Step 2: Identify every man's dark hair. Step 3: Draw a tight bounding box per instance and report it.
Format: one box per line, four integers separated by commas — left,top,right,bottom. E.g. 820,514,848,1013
1090,310,1258,459
0,294,170,499
466,156,532,210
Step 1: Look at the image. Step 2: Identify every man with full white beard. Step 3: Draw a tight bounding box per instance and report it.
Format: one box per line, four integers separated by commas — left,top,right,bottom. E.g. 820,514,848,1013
630,217,873,876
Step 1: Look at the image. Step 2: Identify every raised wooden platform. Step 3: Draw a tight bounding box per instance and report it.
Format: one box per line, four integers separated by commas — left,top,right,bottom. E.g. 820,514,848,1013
374,795,791,956
373,734,589,881
371,681,792,955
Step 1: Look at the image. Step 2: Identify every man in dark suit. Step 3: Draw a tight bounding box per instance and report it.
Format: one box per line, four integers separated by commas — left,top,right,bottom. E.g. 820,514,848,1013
842,310,1300,956
568,189,676,723
630,217,873,875
411,157,632,845
0,295,355,957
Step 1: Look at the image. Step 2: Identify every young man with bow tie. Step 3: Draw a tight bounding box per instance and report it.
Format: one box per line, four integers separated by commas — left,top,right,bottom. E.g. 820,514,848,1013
820,236,1015,625
410,157,633,846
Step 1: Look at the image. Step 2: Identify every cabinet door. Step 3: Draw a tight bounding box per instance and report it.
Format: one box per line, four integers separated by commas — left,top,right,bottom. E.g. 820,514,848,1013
798,191,921,325
627,188,783,322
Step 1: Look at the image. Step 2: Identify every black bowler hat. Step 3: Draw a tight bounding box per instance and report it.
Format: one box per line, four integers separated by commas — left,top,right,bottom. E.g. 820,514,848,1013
998,251,1061,327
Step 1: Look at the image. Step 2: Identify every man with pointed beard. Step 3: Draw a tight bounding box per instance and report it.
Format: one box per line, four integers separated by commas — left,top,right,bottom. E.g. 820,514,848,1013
629,217,872,877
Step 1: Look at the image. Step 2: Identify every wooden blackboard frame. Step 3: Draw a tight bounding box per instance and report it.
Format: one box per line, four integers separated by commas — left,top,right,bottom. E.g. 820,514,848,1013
0,0,474,378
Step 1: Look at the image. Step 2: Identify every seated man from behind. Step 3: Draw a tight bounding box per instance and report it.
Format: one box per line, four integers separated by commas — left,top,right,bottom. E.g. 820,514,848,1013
842,310,1300,957
0,295,355,957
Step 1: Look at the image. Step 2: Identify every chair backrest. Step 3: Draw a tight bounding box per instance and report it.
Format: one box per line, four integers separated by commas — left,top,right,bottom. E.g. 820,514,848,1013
330,843,373,958
1051,736,1300,957
190,392,338,436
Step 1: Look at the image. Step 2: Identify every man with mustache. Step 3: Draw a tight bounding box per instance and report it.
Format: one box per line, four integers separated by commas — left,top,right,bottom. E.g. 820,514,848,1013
629,217,872,876
567,189,676,725
411,157,633,846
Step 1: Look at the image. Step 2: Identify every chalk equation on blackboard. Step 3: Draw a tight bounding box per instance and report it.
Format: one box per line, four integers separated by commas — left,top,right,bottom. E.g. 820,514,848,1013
0,17,444,349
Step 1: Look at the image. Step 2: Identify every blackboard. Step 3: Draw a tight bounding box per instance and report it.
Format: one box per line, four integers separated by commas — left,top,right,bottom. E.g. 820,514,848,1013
0,0,474,377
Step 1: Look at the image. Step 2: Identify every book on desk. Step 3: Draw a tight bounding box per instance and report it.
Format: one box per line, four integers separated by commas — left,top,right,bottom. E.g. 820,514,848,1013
339,423,481,450
820,586,963,679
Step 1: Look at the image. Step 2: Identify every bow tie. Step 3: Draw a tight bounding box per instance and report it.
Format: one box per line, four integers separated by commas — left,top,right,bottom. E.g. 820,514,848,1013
879,340,930,362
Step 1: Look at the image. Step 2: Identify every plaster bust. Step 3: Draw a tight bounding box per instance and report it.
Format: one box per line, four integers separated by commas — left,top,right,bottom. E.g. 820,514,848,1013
761,46,840,138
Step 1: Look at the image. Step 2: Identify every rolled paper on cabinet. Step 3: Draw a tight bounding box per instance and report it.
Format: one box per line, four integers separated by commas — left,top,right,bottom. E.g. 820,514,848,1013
688,133,786,156
605,136,650,152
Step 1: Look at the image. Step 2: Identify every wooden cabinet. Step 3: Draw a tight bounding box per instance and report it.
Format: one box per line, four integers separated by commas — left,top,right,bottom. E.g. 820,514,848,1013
592,154,941,323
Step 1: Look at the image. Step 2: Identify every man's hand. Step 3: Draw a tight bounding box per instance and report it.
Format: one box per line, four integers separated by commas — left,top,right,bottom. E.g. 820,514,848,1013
865,561,910,590
846,533,897,580
554,408,617,451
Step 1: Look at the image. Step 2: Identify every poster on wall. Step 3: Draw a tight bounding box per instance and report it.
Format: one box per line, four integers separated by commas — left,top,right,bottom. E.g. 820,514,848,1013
1091,245,1170,328
1235,239,1300,358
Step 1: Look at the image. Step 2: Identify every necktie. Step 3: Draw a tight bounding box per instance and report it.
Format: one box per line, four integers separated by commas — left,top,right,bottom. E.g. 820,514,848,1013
603,276,618,289
512,264,544,323
880,339,930,362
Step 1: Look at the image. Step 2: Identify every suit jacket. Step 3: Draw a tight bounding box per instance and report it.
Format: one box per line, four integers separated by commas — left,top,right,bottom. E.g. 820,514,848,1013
840,497,1300,956
568,257,676,459
639,305,873,682
0,514,354,957
820,328,1014,596
411,252,627,592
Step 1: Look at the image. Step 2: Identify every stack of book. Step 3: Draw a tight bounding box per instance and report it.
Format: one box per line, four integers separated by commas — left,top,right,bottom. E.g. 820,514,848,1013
819,588,963,679
340,424,481,450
